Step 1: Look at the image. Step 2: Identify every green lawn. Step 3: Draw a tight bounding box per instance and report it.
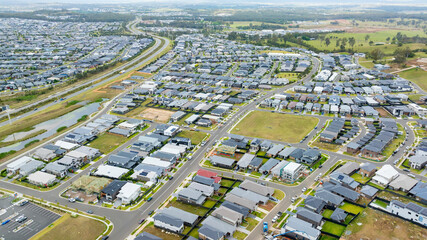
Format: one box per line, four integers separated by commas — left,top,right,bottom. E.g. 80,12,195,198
231,111,319,143
367,181,386,190
322,221,346,236
398,68,427,92
351,173,371,184
233,231,248,240
339,202,365,215
245,217,259,231
273,189,285,200
167,199,209,216
220,179,235,188
89,133,129,154
358,57,375,69
203,199,217,208
177,130,208,145
373,199,389,209
322,209,334,218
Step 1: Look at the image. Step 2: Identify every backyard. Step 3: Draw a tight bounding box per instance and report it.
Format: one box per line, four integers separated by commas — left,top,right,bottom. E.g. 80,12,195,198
339,202,365,215
231,111,318,143
322,221,346,236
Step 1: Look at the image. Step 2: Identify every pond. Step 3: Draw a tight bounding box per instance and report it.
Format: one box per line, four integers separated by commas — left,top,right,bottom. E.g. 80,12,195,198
0,102,100,153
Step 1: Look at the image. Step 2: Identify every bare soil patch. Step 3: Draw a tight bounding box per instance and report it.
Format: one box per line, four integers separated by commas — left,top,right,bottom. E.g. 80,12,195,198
140,108,175,123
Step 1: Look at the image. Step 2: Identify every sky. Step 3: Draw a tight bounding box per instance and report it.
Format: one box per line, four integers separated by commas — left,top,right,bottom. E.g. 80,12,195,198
1,0,426,6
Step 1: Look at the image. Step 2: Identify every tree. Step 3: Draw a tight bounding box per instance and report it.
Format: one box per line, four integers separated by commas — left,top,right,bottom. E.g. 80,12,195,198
325,37,331,47
370,49,384,61
349,37,356,48
393,47,413,64
335,39,340,47
365,34,370,42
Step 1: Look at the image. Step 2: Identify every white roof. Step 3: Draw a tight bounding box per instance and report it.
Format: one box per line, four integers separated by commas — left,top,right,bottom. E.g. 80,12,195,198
94,165,128,179
282,162,302,173
161,143,187,154
7,156,33,170
66,150,87,159
117,182,141,199
373,164,399,185
141,157,172,168
55,140,79,150
27,171,56,185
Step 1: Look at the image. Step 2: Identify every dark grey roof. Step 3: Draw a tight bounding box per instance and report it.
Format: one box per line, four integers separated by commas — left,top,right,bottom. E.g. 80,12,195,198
135,232,163,240
296,207,323,223
198,225,225,240
331,208,347,222
153,213,183,228
101,180,126,195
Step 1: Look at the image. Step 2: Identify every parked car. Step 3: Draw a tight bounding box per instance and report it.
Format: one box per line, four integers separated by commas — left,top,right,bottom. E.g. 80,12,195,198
148,210,154,215
302,187,307,192
19,200,29,206
276,211,283,217
272,216,278,223
139,218,145,224
147,197,153,202
169,176,174,180
69,198,76,203
101,236,109,240
15,215,27,223
87,210,93,214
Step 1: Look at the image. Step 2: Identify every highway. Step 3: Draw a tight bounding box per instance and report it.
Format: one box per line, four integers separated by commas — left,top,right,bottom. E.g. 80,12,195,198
0,22,424,240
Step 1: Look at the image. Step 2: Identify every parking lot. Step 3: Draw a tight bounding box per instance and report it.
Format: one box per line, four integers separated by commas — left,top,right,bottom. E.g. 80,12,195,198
0,197,61,240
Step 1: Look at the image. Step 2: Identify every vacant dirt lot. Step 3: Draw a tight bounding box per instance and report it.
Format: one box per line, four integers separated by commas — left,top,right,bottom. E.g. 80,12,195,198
140,108,175,123
375,107,393,118
344,208,427,240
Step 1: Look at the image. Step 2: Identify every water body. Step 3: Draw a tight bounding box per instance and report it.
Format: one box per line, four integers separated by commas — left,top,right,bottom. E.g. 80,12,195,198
0,102,100,153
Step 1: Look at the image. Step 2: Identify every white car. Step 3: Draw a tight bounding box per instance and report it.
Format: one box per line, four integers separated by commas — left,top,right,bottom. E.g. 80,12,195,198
69,198,76,203
271,216,278,223
302,187,307,192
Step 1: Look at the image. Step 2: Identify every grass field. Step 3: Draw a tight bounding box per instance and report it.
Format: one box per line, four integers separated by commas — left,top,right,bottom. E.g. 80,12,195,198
398,68,427,92
231,111,318,143
30,214,105,240
88,133,129,154
177,130,208,145
322,221,346,236
345,207,427,240
339,202,365,215
167,198,209,216
303,30,427,54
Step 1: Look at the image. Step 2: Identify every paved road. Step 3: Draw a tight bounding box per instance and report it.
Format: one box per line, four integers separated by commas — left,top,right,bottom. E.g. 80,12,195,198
0,27,424,240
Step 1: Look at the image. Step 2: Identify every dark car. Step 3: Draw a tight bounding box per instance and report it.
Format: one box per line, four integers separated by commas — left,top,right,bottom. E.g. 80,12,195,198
169,176,174,180
101,236,109,240
139,218,145,224
87,210,94,214
147,197,153,202
318,165,323,169
148,210,154,215
20,200,29,206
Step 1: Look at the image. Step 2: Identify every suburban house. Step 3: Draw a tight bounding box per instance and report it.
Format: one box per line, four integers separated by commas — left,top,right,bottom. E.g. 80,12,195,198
101,180,127,201
177,188,207,205
387,200,427,226
371,164,399,186
153,213,184,233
